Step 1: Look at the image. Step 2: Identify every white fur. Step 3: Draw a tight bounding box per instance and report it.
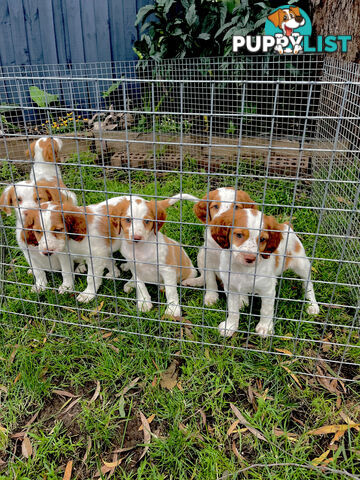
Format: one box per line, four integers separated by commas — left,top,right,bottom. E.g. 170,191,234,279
30,137,63,183
218,209,319,338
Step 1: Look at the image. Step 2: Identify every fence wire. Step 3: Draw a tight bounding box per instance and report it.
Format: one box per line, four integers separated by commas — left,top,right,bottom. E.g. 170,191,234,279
0,55,359,382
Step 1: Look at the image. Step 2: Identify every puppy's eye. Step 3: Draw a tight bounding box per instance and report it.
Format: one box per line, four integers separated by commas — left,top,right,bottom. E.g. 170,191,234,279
211,205,219,210
53,228,63,233
144,220,151,225
236,233,243,239
260,237,266,242
17,197,23,203
125,218,131,223
235,205,239,210
283,15,288,20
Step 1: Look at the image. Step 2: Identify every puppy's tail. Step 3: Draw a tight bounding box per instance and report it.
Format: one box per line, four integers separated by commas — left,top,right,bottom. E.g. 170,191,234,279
159,193,200,208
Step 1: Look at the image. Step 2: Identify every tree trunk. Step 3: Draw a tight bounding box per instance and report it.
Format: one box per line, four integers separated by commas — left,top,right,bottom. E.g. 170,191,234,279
309,0,359,62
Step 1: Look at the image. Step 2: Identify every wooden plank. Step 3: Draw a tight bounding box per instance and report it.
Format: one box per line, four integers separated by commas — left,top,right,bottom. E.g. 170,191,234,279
63,0,85,63
94,0,111,62
7,0,30,65
108,0,126,61
0,2,16,66
122,1,138,61
51,0,68,64
37,0,58,64
81,0,97,63
23,0,43,64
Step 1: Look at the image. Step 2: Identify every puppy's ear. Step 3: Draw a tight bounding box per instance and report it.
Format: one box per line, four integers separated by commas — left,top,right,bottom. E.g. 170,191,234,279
193,199,209,223
235,190,258,210
0,186,16,215
267,9,284,28
210,223,231,249
41,138,60,163
63,204,87,241
22,210,39,246
290,6,301,17
261,215,282,259
106,205,122,236
25,140,36,159
148,201,166,232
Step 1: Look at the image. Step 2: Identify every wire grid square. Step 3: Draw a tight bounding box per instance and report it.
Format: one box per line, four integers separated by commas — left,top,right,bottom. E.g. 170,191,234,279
0,54,359,382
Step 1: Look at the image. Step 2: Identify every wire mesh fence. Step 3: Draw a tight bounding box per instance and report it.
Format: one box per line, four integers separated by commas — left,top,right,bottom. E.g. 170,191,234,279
0,55,359,382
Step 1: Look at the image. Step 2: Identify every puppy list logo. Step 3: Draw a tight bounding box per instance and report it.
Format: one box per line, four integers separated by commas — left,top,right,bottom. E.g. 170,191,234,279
233,5,352,55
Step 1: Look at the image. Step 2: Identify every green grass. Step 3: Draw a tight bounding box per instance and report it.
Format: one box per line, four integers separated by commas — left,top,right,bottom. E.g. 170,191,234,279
0,151,359,479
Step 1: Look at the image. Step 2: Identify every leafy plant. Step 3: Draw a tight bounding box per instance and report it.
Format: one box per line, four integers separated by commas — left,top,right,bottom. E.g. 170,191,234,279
102,81,122,99
29,86,59,108
0,104,21,132
134,0,274,60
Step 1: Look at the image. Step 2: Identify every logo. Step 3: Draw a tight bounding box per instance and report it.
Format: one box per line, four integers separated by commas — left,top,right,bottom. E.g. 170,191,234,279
233,5,352,55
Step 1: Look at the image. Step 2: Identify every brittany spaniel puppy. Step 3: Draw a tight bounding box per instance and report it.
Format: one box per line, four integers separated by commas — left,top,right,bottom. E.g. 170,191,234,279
22,197,126,301
210,208,320,338
27,137,64,182
112,194,198,317
0,179,78,292
182,187,258,306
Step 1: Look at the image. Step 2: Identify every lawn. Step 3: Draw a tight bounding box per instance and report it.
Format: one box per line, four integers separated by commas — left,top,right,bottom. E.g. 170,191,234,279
0,151,359,479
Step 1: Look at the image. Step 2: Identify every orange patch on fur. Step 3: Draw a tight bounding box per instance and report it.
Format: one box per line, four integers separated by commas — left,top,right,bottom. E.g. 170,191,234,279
39,138,60,163
164,236,193,281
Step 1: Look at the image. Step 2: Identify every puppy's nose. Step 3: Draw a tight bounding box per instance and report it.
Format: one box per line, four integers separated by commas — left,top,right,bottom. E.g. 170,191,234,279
133,235,143,242
244,254,256,264
42,251,53,256
295,15,303,22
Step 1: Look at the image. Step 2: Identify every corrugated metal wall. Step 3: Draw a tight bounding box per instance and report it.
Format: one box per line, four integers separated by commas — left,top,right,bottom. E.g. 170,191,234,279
0,0,150,66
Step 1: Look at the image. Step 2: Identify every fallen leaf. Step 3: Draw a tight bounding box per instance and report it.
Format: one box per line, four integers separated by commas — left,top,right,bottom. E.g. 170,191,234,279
103,457,123,468
275,348,293,356
151,375,157,387
139,414,155,431
62,397,81,414
109,345,119,354
9,345,19,364
138,411,151,461
227,420,240,435
118,396,126,417
322,341,332,353
160,360,179,391
10,432,26,439
311,266,318,273
178,423,188,433
24,411,39,429
94,465,112,477
336,396,342,409
199,409,206,426
62,460,73,480
330,429,346,445
82,437,92,463
0,385,8,393
281,365,302,388
230,404,267,442
90,301,104,315
177,382,183,391
13,372,21,384
339,411,360,432
102,332,112,339
22,436,32,459
81,314,90,322
116,377,140,397
273,427,298,442
311,449,330,466
0,459,6,465
53,390,77,398
88,381,101,404
232,441,244,461
308,423,360,435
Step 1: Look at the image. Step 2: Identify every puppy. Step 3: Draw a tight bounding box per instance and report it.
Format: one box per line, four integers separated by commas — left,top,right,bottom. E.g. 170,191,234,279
211,208,320,338
0,180,79,292
23,198,125,301
112,194,198,317
27,137,64,183
182,187,258,306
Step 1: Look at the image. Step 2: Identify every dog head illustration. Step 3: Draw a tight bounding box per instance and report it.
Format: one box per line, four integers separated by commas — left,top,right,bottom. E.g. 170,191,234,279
268,7,305,36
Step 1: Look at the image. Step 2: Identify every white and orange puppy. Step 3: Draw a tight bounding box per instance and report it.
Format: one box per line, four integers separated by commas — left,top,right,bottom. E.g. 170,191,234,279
113,194,198,317
22,197,125,300
211,209,320,338
182,187,258,306
0,179,78,292
27,137,65,184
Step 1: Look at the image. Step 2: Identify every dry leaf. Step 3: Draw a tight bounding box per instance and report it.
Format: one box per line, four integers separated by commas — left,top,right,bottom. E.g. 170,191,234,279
89,381,101,404
139,414,155,431
112,446,136,454
281,365,302,388
62,398,81,414
109,345,119,354
339,411,359,431
330,429,346,445
308,423,360,435
90,301,104,315
116,377,140,397
230,404,267,442
336,396,342,409
138,411,151,461
151,375,157,387
102,332,112,339
24,411,39,428
227,420,240,436
94,465,112,477
184,327,194,340
0,385,8,393
178,423,188,433
177,382,183,391
199,409,206,426
63,460,73,480
275,348,293,356
13,372,21,384
22,436,32,459
231,441,244,461
103,457,123,468
9,345,19,364
82,437,92,463
53,390,77,398
311,449,330,466
160,360,179,391
273,427,298,442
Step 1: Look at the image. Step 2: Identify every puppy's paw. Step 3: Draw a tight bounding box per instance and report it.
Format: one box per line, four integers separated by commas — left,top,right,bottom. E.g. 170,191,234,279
138,299,153,313
121,262,131,272
205,291,219,306
239,295,249,308
59,283,72,294
307,303,320,315
182,276,203,287
77,292,96,303
105,266,121,278
165,304,181,319
218,319,238,337
255,321,274,338
31,283,46,293
124,281,134,293
75,263,87,274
